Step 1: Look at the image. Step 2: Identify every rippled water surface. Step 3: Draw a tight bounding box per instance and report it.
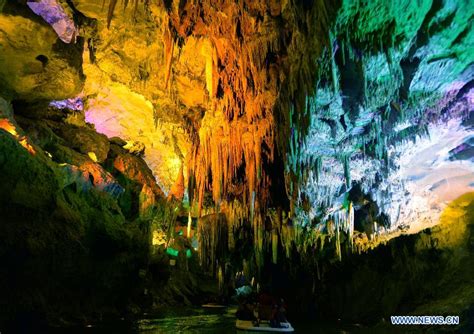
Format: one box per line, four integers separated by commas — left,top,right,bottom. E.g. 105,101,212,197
137,306,237,333
134,307,405,334
46,307,425,333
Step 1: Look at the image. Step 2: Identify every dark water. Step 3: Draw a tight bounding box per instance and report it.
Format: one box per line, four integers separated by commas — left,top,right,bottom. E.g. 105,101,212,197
45,307,431,333
137,306,236,333
134,307,423,333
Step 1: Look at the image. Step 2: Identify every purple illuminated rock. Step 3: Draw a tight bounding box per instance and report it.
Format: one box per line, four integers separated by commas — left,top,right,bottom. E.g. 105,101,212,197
27,0,77,43
49,97,84,111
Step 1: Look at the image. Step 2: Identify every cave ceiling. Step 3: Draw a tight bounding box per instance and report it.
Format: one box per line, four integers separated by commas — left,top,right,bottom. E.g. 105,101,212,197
0,0,472,247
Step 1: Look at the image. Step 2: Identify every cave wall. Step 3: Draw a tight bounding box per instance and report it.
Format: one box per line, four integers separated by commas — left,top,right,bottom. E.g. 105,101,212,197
296,0,474,242
0,97,152,327
289,193,474,330
0,2,168,326
0,2,83,101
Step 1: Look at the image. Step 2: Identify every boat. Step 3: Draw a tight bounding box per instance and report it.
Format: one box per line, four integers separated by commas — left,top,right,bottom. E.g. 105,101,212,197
236,319,294,332
201,302,227,308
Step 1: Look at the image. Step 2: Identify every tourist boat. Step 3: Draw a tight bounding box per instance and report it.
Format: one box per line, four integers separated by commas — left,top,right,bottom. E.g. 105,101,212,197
236,319,294,333
201,302,227,308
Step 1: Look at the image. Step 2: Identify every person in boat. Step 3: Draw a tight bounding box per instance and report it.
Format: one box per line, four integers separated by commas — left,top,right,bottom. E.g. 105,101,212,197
270,303,281,328
252,302,260,327
257,287,276,321
270,298,288,328
236,301,256,322
279,299,289,322
235,271,247,288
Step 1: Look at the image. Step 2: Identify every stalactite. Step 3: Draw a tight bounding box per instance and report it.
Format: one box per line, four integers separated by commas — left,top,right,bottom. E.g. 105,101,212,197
335,223,341,261
163,23,175,89
106,0,141,28
160,0,338,230
348,201,354,248
342,155,351,188
217,265,224,295
280,212,295,259
271,228,278,264
253,213,264,270
144,0,340,268
329,30,340,96
315,156,322,183
222,199,246,251
186,212,192,238
197,213,228,275
106,0,118,28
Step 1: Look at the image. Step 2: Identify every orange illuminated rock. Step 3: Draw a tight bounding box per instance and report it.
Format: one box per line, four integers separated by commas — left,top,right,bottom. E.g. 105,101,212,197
139,183,157,217
168,165,185,201
0,118,36,155
112,148,165,199
0,119,17,136
79,160,118,192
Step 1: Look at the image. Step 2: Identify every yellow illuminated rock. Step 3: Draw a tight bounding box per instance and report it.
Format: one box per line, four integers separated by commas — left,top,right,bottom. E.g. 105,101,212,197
0,14,83,101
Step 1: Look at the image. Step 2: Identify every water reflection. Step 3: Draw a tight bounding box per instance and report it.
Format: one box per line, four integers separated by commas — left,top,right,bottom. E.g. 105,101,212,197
44,307,424,333
138,307,236,333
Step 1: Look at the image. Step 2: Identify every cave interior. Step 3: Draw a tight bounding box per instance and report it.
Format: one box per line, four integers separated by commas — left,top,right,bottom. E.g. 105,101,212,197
0,0,473,332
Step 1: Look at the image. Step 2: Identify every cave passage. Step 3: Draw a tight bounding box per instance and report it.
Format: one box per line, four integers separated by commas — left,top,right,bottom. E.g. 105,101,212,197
0,0,473,332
